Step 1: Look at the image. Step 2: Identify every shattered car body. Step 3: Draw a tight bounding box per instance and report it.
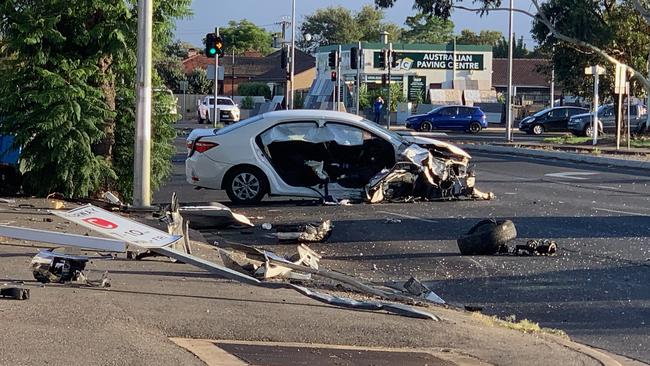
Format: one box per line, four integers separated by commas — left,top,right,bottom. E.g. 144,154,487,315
186,110,492,204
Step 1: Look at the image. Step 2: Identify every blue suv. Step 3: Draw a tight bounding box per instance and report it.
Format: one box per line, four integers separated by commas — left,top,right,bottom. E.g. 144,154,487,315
405,105,487,134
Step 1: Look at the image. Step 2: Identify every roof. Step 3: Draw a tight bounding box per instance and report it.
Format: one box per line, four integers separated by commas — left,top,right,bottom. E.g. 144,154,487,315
181,54,278,78
253,49,315,82
492,58,551,88
318,42,491,53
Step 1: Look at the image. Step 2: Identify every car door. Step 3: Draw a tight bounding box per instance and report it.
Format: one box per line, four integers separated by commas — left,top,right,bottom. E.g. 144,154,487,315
600,106,615,132
455,107,474,129
546,108,568,131
435,107,458,129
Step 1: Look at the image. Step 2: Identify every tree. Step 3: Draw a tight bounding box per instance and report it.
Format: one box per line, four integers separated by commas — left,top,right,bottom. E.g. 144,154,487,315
219,20,273,56
0,0,190,198
456,29,502,45
402,13,454,44
238,82,272,99
187,68,213,95
493,35,532,58
375,0,650,130
299,6,402,52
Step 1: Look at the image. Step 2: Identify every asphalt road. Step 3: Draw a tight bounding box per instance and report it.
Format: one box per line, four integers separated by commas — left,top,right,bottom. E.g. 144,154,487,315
180,150,650,363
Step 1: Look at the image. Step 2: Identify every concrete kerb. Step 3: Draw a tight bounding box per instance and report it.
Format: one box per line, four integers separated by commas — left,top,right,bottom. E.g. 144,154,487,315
461,143,650,170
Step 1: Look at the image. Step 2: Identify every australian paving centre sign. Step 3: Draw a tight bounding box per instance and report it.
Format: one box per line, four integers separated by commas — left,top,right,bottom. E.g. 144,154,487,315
374,51,484,71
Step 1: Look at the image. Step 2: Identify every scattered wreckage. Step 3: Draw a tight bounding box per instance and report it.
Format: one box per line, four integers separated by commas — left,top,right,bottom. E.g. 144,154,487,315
0,202,439,320
457,219,559,256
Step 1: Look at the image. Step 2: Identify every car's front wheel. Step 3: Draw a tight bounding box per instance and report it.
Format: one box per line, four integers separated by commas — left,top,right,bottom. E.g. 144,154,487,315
225,166,268,204
420,121,433,132
584,125,593,137
468,121,482,134
532,124,544,135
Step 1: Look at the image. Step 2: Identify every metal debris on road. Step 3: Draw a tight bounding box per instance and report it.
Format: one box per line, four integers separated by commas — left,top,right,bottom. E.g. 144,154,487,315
514,240,558,256
31,250,90,284
403,277,445,305
0,286,30,300
385,218,402,224
273,220,333,243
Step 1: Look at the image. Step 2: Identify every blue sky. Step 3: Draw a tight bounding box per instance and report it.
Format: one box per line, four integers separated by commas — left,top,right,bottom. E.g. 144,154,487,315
175,0,536,47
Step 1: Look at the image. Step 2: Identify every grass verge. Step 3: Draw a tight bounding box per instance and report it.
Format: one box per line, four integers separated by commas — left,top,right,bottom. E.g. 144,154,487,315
472,313,569,339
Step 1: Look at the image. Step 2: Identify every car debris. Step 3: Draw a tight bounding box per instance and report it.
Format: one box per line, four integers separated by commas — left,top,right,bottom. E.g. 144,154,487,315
0,286,30,300
385,218,402,224
403,277,446,305
457,219,517,255
272,220,333,243
178,203,253,229
514,239,558,256
219,243,321,280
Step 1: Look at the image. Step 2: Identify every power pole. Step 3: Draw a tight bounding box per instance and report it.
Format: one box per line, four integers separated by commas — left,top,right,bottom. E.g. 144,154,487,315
356,41,361,116
133,0,153,208
505,0,514,142
213,27,220,127
336,45,342,111
231,48,235,99
289,0,296,109
387,43,392,130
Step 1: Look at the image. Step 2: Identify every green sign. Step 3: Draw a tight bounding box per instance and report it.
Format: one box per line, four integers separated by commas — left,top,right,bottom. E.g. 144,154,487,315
374,51,484,71
407,75,427,102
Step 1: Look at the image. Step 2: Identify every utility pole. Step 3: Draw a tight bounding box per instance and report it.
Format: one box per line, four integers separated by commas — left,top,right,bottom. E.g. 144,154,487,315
550,46,555,107
585,65,604,145
505,0,514,142
213,27,220,127
336,45,342,111
231,42,235,99
289,0,296,109
133,0,153,208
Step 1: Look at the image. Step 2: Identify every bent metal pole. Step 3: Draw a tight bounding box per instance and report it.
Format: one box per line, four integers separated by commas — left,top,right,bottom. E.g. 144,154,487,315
133,0,153,208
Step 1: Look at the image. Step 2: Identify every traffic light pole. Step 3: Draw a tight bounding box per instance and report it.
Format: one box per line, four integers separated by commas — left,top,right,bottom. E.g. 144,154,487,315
289,0,296,109
213,27,220,127
356,41,361,116
387,43,392,130
133,0,153,208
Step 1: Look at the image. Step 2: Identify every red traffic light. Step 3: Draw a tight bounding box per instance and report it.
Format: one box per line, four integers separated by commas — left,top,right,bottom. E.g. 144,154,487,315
331,71,337,81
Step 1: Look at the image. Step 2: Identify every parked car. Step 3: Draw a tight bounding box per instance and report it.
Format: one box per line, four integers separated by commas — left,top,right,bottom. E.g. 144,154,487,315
518,106,589,135
186,110,490,204
568,104,648,137
405,105,487,134
0,133,22,195
201,96,240,124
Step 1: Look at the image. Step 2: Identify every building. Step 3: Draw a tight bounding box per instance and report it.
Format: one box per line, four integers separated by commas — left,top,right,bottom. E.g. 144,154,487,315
307,42,495,111
492,58,556,107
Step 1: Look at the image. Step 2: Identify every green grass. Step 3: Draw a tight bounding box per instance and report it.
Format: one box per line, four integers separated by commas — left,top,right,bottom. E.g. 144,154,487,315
543,135,592,144
472,313,569,339
630,138,650,148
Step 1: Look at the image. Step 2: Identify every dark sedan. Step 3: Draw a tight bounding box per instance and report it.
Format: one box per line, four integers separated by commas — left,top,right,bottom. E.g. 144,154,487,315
405,105,488,134
518,106,589,135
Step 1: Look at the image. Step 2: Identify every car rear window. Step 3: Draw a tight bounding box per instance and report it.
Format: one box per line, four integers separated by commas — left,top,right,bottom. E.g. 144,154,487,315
214,115,264,135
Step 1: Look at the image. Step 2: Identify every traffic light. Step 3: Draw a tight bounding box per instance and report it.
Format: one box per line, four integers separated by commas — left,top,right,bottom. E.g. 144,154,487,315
350,47,359,69
331,71,337,81
328,50,337,68
280,47,288,69
378,49,387,69
391,51,399,68
205,33,224,58
381,74,387,86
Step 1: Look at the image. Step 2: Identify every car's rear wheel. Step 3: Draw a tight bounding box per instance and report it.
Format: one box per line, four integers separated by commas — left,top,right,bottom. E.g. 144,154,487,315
584,125,593,137
468,121,482,134
420,121,433,132
225,167,268,204
532,124,544,135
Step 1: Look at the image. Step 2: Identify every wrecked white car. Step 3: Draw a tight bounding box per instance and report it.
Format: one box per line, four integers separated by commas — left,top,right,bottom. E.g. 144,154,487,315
186,110,492,204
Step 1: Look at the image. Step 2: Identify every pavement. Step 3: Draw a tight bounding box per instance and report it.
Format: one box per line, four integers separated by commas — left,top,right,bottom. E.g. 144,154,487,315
1,119,649,365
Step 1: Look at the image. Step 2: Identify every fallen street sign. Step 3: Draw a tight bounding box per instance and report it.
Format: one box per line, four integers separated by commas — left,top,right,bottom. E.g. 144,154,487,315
52,204,181,249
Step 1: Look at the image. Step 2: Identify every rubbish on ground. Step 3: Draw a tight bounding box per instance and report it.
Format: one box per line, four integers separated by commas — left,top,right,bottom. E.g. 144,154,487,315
514,239,558,256
457,219,517,255
0,286,30,300
179,202,253,229
0,224,126,252
385,218,402,224
0,198,16,204
102,191,122,206
273,220,332,243
403,277,445,304
464,305,483,312
31,250,89,283
261,223,273,230
218,243,321,280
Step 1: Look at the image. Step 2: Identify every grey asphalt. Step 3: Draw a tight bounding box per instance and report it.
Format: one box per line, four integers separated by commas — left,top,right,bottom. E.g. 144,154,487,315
193,151,650,363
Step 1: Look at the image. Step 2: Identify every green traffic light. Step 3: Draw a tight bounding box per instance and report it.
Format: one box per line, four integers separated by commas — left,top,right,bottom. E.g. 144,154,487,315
209,48,217,55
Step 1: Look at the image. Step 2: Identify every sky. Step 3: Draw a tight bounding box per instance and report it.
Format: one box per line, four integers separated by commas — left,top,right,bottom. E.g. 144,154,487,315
175,0,537,47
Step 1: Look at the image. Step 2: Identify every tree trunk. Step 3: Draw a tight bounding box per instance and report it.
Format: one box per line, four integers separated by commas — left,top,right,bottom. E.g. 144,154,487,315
93,54,116,160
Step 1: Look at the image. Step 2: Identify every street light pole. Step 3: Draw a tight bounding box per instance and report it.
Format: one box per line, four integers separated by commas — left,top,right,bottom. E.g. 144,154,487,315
133,0,153,208
289,0,296,109
506,0,514,142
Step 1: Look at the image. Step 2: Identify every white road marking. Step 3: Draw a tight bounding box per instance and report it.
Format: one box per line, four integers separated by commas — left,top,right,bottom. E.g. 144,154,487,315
544,172,600,180
377,211,439,223
594,207,650,217
595,185,619,190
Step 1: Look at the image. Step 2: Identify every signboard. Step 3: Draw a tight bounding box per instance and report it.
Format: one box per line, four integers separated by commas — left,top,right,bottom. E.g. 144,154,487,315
614,63,626,94
179,80,189,92
407,75,427,102
206,65,225,81
365,74,403,82
52,205,181,249
374,51,484,71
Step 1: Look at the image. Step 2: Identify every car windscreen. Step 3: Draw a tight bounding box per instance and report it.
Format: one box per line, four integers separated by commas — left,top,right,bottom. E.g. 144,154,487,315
214,115,264,135
208,98,235,106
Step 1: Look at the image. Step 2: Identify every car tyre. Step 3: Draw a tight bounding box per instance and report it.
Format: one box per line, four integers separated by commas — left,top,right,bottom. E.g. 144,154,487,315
420,121,433,132
457,219,517,255
532,124,544,135
225,166,268,205
468,121,482,134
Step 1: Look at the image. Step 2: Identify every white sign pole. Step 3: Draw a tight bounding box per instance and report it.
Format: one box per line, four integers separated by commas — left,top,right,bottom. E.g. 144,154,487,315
626,81,631,150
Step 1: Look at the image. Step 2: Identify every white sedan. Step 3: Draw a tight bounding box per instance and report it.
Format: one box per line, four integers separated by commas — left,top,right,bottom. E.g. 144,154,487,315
185,110,491,204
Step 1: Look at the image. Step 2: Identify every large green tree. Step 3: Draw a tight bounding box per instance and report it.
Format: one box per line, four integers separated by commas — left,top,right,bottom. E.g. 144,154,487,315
299,6,402,52
402,13,454,44
0,0,190,199
219,19,273,56
455,29,502,45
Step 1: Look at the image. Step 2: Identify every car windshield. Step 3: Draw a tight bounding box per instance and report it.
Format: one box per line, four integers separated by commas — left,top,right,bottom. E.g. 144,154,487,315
208,98,235,106
361,118,408,145
428,106,444,114
533,108,552,117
